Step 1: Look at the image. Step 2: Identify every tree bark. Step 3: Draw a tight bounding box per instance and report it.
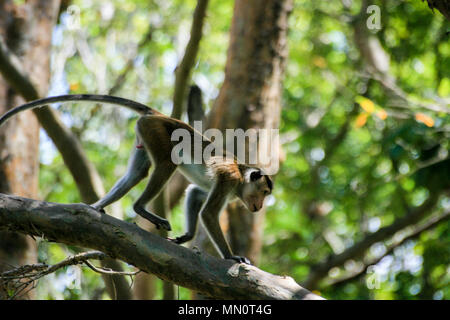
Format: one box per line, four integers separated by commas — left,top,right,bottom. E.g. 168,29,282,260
0,0,60,300
171,0,209,119
0,7,132,299
200,0,292,265
0,193,323,300
133,191,176,300
423,0,450,21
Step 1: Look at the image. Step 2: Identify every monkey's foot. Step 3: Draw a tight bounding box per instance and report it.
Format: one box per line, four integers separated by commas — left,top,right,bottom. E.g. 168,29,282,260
153,218,172,231
229,255,252,265
86,204,106,214
168,234,193,244
134,205,172,231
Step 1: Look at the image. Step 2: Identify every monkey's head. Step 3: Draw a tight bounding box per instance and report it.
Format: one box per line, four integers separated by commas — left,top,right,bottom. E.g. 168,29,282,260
239,168,273,212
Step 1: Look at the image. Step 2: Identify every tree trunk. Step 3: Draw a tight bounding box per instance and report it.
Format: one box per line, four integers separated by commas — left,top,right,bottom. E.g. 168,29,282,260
0,0,60,300
197,0,292,265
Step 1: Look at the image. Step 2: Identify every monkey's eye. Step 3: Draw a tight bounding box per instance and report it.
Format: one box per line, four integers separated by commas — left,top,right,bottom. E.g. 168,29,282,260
250,171,262,181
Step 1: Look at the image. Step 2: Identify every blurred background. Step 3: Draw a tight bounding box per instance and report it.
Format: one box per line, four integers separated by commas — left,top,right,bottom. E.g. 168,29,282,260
0,0,448,300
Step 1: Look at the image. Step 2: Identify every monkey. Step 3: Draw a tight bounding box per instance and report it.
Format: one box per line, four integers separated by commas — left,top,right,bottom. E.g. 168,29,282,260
0,94,273,264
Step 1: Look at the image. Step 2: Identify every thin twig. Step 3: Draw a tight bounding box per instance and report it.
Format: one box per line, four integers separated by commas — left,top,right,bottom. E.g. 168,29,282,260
83,260,140,276
367,72,450,114
0,250,140,299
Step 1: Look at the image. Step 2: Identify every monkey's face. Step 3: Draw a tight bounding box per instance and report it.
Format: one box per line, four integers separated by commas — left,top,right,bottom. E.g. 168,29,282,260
240,169,273,212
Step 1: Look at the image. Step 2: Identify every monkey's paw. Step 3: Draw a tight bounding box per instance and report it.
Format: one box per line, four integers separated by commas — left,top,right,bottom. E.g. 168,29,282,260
86,204,105,214
168,234,193,244
229,255,252,265
154,219,172,231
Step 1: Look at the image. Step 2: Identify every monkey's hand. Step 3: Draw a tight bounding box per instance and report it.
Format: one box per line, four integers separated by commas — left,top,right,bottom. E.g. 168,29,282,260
229,255,252,265
168,233,193,244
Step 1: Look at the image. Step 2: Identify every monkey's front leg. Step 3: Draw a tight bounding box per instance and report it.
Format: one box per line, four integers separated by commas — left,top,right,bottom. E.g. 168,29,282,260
91,146,151,211
169,185,207,244
200,181,251,265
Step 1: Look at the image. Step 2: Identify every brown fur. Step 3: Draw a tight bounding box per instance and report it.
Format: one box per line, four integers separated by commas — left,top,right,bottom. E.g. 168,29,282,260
0,94,274,264
206,156,243,183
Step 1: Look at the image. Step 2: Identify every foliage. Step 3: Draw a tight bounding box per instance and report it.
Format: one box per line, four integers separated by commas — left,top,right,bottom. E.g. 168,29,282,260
36,0,449,299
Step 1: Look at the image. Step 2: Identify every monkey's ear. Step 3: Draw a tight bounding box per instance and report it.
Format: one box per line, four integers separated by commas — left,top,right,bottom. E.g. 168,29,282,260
250,170,263,182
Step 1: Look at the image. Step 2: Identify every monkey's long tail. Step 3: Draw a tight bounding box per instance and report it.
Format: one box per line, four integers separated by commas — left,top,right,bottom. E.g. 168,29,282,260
0,94,156,127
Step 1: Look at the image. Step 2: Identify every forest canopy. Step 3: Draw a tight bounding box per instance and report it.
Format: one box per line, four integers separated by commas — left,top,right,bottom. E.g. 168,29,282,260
0,0,448,300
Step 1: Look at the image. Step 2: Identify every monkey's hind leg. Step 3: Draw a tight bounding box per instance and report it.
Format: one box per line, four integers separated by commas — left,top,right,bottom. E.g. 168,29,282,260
133,116,177,231
91,146,151,211
133,162,176,231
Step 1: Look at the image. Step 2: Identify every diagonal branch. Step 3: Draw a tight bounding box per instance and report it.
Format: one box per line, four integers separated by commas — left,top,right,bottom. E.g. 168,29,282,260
302,194,440,289
0,34,131,299
0,34,104,203
171,0,209,119
108,26,155,95
327,210,450,287
83,259,140,276
353,4,450,115
0,37,39,99
0,193,323,300
77,24,156,141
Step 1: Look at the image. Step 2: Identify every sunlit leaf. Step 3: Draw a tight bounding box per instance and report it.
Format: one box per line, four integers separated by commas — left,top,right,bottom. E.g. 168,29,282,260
415,113,434,127
69,82,80,91
312,56,327,68
355,113,368,127
375,109,388,120
356,96,375,114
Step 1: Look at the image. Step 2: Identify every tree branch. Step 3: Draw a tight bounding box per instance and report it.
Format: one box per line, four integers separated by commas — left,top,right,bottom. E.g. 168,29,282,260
78,25,156,131
171,0,209,119
0,250,104,299
1,251,106,280
0,34,131,299
0,193,323,300
302,194,440,289
0,34,104,204
0,37,39,99
108,26,155,95
353,5,450,115
0,250,139,299
327,210,450,287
